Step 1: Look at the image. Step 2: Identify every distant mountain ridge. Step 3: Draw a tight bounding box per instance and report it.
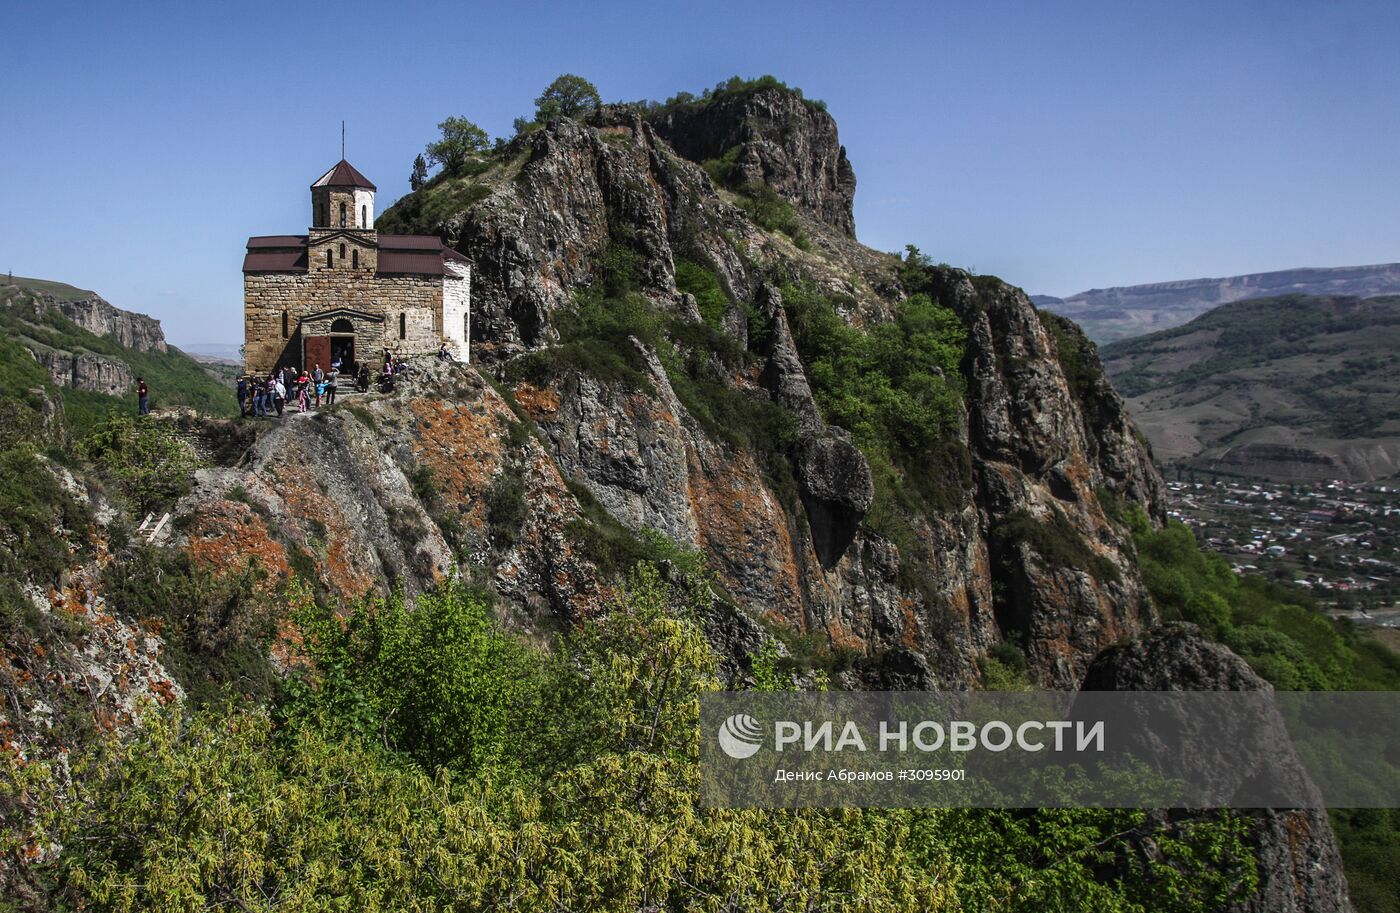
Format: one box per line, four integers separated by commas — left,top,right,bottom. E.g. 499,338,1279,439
1100,293,1400,481
1035,262,1400,343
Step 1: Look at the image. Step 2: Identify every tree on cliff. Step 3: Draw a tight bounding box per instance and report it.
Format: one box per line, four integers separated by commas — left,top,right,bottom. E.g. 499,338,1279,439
424,117,490,177
534,74,601,121
408,153,428,190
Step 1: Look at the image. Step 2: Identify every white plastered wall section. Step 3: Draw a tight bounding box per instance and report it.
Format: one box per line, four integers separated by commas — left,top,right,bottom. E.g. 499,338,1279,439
442,262,472,362
354,189,375,228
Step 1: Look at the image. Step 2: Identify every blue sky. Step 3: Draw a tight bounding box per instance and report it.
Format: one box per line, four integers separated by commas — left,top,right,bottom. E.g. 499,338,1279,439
3,0,1399,345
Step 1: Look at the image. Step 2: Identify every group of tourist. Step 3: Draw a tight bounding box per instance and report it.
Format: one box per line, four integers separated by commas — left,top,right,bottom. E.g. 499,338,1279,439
237,363,339,418
235,348,423,417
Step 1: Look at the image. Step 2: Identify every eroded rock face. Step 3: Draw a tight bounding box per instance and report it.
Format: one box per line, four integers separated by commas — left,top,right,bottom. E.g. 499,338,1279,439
375,88,1166,688
796,431,874,569
38,291,167,353
37,348,134,395
647,87,857,236
1083,625,1353,913
178,362,608,623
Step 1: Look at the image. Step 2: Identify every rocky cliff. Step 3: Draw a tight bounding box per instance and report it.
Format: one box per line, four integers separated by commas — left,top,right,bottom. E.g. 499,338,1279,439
1084,624,1353,913
1,84,1359,909
1,278,168,397
1,278,167,354
326,91,1164,688
646,86,858,237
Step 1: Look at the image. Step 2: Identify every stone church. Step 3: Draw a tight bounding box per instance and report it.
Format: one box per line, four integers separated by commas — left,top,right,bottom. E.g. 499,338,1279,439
242,160,470,374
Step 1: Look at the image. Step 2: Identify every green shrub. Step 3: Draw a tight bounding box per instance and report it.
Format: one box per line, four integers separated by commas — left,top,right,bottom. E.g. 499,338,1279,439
291,579,545,774
79,414,200,512
15,561,1262,913
1039,310,1104,404
101,547,281,706
736,181,810,247
484,464,527,548
0,445,95,640
675,259,730,329
994,507,1122,586
1125,507,1400,692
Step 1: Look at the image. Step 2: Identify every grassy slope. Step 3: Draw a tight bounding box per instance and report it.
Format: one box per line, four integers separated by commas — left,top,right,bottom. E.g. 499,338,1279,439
0,281,237,431
1100,294,1400,472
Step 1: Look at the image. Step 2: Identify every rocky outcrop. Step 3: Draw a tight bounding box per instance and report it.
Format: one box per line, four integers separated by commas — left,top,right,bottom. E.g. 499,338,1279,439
371,88,1165,689
1084,625,1353,913
39,291,167,353
647,87,857,236
178,362,609,622
36,347,133,395
795,431,874,569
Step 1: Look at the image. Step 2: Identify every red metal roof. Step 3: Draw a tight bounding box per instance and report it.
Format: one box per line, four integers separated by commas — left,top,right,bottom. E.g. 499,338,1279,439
311,160,377,191
377,252,447,275
377,234,446,250
247,235,308,248
242,230,458,275
243,250,308,272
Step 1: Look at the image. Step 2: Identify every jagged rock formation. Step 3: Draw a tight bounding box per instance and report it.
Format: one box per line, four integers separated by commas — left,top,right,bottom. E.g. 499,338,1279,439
646,87,858,236
0,280,169,353
179,362,608,621
36,348,134,394
1084,625,1353,913
326,88,1167,689
44,292,167,354
1,277,168,397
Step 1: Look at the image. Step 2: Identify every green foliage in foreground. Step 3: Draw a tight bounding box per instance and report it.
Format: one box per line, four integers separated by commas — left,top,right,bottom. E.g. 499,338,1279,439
1126,509,1400,913
5,565,1258,912
1127,509,1400,692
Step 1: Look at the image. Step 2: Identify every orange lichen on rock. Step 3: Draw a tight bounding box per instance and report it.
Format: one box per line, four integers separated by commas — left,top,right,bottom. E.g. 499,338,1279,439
686,444,804,624
405,396,510,525
184,501,292,585
511,382,561,418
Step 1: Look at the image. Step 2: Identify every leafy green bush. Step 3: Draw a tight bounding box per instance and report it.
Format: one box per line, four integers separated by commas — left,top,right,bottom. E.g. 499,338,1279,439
781,280,969,595
994,507,1122,586
79,414,200,512
0,444,94,640
9,560,1264,913
650,74,829,115
1122,508,1398,691
484,464,527,548
101,547,281,706
675,259,730,329
736,181,811,248
291,579,545,775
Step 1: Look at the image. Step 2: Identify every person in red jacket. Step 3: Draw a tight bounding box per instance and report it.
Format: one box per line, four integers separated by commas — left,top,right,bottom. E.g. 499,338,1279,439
137,377,149,415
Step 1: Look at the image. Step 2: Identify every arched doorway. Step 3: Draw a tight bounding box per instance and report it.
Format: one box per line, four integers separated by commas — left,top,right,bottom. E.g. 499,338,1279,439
330,317,355,372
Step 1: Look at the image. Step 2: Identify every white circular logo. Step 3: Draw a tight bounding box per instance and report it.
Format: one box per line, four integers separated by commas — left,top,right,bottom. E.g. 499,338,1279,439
717,713,763,759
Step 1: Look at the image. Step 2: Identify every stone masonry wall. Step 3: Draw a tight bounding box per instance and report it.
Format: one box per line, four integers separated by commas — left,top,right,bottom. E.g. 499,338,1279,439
244,271,445,373
308,229,378,272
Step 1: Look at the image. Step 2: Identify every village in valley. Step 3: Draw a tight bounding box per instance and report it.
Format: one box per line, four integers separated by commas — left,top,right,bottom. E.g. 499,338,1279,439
1165,476,1400,626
